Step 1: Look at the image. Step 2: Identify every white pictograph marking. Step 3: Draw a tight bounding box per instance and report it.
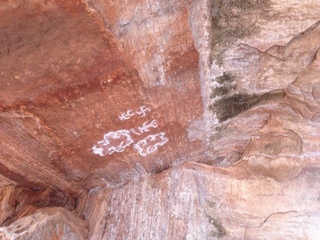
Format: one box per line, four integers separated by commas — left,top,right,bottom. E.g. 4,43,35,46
92,142,105,156
133,132,169,157
118,106,151,121
93,106,169,157
129,120,158,136
130,128,141,136
92,130,134,156
136,106,151,117
138,120,158,133
119,110,135,121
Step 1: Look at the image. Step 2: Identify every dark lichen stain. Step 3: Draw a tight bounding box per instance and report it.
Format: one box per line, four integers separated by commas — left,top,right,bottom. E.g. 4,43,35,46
211,85,236,98
215,72,235,84
211,73,236,98
205,212,227,239
206,199,216,209
209,0,271,65
207,1,275,122
210,90,284,122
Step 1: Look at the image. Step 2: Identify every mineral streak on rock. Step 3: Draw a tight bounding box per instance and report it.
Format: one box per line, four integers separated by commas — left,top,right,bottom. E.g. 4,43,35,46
1,0,320,239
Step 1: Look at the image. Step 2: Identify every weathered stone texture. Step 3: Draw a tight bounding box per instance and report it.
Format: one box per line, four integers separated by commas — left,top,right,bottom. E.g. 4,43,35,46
0,0,204,192
84,162,320,239
0,207,88,240
1,0,320,239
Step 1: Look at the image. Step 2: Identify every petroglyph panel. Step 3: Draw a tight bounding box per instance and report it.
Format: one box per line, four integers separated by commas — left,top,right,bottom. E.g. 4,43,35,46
118,106,151,121
133,132,169,157
92,130,134,156
92,107,169,157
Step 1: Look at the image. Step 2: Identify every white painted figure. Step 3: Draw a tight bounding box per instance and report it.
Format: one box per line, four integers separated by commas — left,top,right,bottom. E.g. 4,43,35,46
138,120,158,134
136,106,151,117
133,132,169,157
93,105,168,157
92,141,106,156
118,106,151,121
130,128,141,136
92,129,134,156
118,110,135,121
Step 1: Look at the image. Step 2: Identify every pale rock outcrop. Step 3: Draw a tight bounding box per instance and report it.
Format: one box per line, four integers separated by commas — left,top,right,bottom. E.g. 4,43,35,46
84,162,320,240
0,207,88,240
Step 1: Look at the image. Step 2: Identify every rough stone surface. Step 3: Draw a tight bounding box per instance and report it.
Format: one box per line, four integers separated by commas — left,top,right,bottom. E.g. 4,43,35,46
0,185,80,226
1,0,320,239
0,0,204,192
0,207,88,240
83,162,320,239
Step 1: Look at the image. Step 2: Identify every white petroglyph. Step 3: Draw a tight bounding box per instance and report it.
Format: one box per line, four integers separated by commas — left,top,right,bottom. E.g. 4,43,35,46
119,106,151,121
92,142,105,156
119,110,135,121
93,106,168,157
136,106,151,117
133,132,169,157
130,120,158,136
138,120,158,133
92,130,134,156
130,128,141,136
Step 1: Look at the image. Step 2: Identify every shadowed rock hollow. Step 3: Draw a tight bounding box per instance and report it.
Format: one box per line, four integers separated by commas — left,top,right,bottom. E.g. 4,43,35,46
1,0,320,239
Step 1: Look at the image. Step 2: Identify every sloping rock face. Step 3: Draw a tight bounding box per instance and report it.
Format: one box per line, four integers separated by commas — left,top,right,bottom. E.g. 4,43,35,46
1,0,320,239
0,185,79,226
0,0,203,192
84,163,320,239
0,207,88,239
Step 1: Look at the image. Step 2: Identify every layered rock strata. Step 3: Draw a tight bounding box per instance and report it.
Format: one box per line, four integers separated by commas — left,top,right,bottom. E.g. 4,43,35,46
1,0,320,239
0,207,88,240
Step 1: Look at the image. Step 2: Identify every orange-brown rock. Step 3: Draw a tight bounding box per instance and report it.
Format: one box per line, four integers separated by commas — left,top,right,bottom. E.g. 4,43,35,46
0,0,204,193
0,185,79,226
1,0,320,239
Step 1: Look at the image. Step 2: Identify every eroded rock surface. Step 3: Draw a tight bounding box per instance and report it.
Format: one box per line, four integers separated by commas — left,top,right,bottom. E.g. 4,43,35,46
0,207,88,240
0,185,80,227
84,162,320,239
1,0,320,239
0,0,204,193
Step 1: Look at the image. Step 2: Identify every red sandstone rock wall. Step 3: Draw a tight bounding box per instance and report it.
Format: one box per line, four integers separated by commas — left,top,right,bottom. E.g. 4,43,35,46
0,0,204,193
1,0,320,239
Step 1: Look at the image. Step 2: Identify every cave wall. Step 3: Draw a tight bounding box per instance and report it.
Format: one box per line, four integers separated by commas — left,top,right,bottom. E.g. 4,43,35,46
1,0,320,239
0,0,204,192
